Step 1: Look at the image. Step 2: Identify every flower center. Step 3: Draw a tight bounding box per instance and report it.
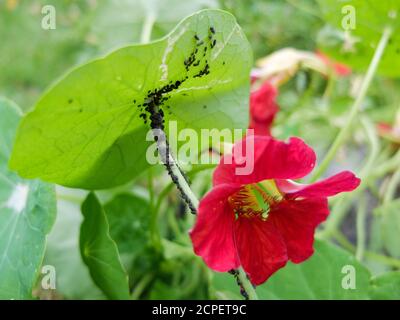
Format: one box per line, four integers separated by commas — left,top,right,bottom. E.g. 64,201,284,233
228,180,283,220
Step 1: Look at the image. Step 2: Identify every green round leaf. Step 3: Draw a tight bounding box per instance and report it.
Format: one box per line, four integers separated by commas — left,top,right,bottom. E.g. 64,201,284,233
10,9,252,189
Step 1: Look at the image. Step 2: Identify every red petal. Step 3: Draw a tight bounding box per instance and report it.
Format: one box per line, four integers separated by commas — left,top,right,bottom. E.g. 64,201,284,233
248,82,279,136
235,217,288,285
278,171,361,198
189,184,241,272
214,136,316,185
269,198,329,263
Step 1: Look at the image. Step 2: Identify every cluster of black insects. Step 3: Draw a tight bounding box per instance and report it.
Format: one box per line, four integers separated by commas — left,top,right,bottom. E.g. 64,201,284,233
229,269,250,300
134,26,221,215
136,26,218,131
184,26,216,78
138,78,186,130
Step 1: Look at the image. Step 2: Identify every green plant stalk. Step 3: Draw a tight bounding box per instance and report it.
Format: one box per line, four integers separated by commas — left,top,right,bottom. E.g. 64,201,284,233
364,251,400,269
154,182,174,216
140,12,156,43
167,206,184,239
359,117,381,178
331,230,354,252
155,130,258,299
164,151,200,210
320,117,379,238
374,148,400,177
355,194,367,261
321,157,397,239
164,156,260,299
56,193,84,204
322,152,400,238
310,27,392,182
141,11,163,251
322,68,336,105
148,168,162,250
237,267,259,300
153,164,216,218
131,273,154,299
383,167,400,204
180,262,202,297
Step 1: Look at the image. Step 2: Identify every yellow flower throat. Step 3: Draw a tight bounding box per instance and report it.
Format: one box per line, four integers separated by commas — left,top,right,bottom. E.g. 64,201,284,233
228,180,283,220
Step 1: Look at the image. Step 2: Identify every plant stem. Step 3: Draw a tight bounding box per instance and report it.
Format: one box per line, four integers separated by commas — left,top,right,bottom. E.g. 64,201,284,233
355,194,367,261
131,273,154,299
383,167,400,204
160,141,199,210
140,12,156,44
154,182,174,215
56,193,83,204
373,148,400,177
148,167,161,250
322,69,336,106
331,230,354,252
320,117,379,238
168,160,200,210
167,205,184,239
148,167,155,205
364,251,400,269
154,129,258,299
237,267,259,300
310,27,392,182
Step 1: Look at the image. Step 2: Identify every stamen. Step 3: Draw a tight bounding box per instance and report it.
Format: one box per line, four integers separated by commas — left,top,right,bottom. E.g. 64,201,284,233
257,180,283,202
228,180,282,220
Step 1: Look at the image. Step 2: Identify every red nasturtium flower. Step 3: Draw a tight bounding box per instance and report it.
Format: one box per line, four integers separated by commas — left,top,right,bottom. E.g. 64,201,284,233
190,136,360,285
248,82,279,136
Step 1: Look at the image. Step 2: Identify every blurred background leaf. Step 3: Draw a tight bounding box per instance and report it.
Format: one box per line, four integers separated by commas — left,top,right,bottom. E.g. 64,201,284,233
317,0,400,77
0,97,56,299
